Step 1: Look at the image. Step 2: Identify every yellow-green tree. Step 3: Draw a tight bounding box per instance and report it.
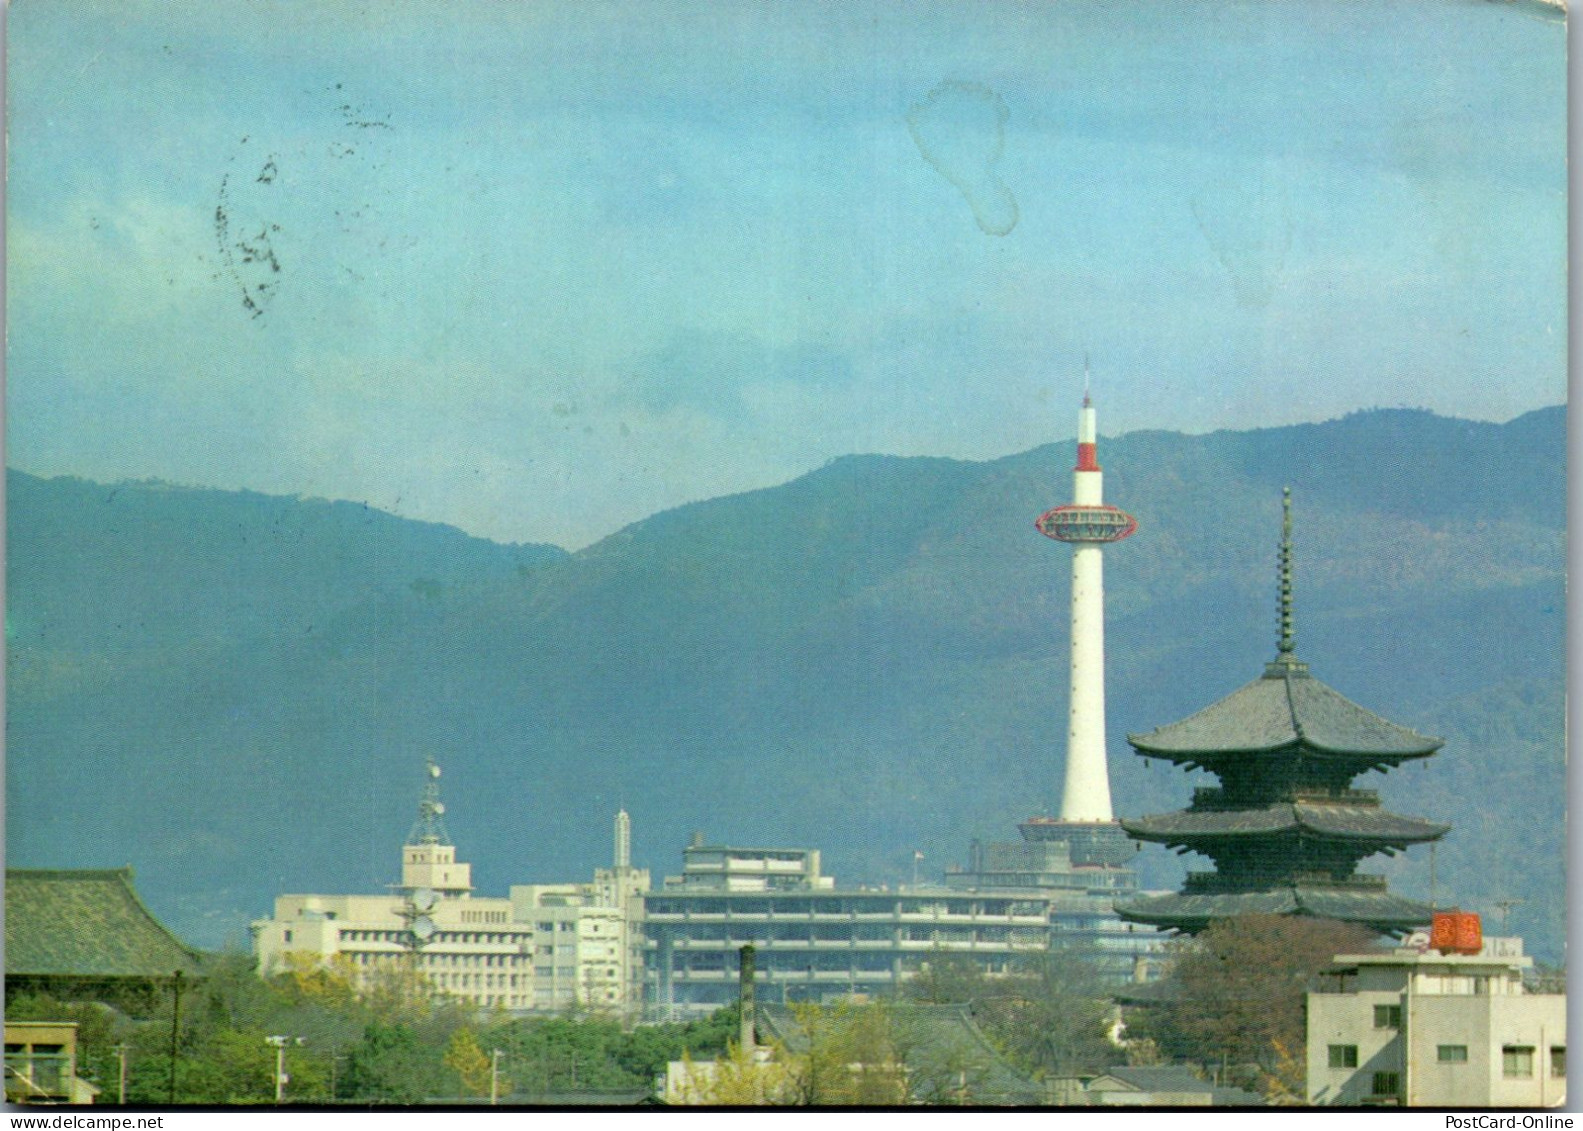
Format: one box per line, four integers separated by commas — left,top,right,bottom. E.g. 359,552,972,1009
784,1001,906,1106
277,951,361,1013
677,1042,795,1105
443,1028,494,1097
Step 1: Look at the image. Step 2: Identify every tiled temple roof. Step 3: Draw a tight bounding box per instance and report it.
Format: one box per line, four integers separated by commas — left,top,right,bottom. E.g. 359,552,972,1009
1127,664,1443,762
5,868,204,980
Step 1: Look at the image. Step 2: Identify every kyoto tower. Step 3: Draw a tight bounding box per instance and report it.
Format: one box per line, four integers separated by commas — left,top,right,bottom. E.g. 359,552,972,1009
1034,389,1136,825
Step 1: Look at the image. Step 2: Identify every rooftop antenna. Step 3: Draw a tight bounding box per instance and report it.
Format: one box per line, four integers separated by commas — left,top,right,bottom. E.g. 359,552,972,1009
1278,487,1295,657
1493,898,1524,934
406,757,452,847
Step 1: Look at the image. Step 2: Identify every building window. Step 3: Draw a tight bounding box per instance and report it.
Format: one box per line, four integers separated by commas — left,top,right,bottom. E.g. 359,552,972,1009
1329,1045,1358,1069
1371,1072,1400,1097
1437,1045,1468,1064
283,929,293,943
1551,1047,1566,1078
1373,1004,1403,1029
1503,1046,1535,1078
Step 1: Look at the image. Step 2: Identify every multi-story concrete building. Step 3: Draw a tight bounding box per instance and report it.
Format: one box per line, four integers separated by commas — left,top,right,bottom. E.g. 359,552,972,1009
944,819,1159,982
253,763,648,1016
642,838,1158,1020
511,812,650,1017
253,760,539,1010
1306,937,1566,1107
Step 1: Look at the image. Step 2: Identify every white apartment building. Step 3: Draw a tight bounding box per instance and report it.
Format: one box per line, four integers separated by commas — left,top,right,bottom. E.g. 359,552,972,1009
1306,937,1566,1107
511,864,648,1017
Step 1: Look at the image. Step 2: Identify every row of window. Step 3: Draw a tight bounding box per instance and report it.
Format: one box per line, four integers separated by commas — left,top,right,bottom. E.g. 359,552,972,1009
644,897,1047,918
651,924,1050,946
1502,1046,1566,1079
1328,1044,1566,1079
347,950,526,968
338,929,530,946
672,951,901,974
430,972,527,990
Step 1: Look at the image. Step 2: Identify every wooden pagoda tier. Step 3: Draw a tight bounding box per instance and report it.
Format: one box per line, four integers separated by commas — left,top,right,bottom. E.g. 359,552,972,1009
1115,652,1448,936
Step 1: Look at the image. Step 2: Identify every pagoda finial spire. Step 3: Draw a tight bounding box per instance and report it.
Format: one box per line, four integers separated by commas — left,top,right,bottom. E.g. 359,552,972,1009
1278,487,1295,657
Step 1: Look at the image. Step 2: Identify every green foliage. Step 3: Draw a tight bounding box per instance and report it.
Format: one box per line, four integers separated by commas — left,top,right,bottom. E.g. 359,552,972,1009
342,1021,441,1104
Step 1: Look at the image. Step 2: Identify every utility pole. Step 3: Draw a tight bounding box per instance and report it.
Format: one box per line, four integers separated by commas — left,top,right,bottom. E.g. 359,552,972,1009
167,970,184,1105
113,1044,128,1105
490,1049,504,1106
266,1036,302,1104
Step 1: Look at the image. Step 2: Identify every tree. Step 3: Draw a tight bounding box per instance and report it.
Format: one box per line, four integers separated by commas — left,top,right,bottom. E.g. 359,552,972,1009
982,951,1116,1077
1147,914,1378,1095
782,1001,906,1106
443,1028,494,1098
901,945,1116,1080
906,952,989,1006
342,1021,441,1104
675,1041,795,1105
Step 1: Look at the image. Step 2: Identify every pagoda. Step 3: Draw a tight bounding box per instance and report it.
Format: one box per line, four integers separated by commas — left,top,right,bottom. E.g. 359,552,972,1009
1115,489,1448,936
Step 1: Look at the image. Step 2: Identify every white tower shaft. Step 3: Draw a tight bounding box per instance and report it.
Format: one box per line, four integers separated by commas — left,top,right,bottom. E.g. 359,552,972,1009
1062,399,1112,821
1035,395,1134,825
1062,541,1112,820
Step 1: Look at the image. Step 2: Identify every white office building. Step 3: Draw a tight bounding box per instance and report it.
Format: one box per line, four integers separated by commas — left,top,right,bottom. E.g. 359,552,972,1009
1306,937,1566,1107
252,762,647,1016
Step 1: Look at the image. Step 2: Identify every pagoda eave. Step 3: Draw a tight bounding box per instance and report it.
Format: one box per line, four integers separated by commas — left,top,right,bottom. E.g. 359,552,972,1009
1115,885,1435,936
1121,806,1448,846
1126,739,1440,766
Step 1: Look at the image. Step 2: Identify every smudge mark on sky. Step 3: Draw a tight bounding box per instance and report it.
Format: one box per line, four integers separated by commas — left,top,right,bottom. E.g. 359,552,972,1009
214,140,283,320
907,80,1019,236
1190,175,1293,310
210,83,396,320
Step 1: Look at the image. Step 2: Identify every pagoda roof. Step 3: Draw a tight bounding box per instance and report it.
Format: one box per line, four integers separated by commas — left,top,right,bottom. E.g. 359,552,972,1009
1115,884,1433,934
1127,660,1442,761
5,868,205,980
1123,803,1448,845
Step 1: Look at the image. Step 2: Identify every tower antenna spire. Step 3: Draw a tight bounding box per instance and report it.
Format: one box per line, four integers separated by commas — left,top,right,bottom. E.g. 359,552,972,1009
1083,353,1091,406
407,757,452,847
1278,487,1295,657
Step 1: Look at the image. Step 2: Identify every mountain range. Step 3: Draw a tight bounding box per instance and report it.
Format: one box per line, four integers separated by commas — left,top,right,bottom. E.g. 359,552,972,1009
6,406,1566,961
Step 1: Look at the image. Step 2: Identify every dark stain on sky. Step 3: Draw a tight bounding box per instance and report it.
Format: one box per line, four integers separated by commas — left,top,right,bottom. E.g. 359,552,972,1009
907,80,1019,237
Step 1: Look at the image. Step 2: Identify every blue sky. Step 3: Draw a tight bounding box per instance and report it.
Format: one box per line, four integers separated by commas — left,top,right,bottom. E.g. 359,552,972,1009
7,0,1566,548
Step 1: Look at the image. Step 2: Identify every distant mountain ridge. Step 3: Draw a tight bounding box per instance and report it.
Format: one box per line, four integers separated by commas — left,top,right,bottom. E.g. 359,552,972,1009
5,406,1566,961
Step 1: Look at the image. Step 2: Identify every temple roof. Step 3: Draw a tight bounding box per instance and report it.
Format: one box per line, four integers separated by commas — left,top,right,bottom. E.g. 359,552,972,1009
1115,884,1434,934
1126,662,1443,761
5,868,205,980
756,1002,1044,1105
1123,803,1448,845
